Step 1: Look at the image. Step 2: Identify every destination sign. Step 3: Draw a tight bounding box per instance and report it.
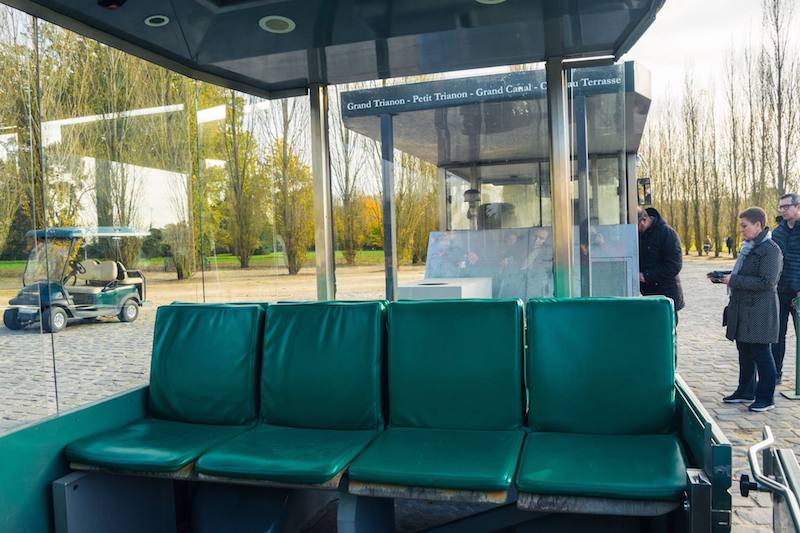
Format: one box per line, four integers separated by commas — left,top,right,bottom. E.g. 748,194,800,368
341,65,628,118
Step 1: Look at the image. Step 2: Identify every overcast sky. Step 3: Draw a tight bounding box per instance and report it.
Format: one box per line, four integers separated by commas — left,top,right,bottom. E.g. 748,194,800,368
622,0,770,102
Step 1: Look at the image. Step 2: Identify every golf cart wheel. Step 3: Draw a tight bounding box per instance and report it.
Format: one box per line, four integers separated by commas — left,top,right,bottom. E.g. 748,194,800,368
43,307,68,333
3,308,23,330
119,300,139,323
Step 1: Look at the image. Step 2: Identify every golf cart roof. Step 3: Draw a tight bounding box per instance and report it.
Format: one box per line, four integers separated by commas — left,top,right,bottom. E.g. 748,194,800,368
26,227,151,239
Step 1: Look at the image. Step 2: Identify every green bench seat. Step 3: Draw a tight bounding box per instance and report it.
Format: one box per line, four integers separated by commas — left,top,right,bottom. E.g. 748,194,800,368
347,427,524,491
195,424,379,485
65,304,264,475
348,299,525,500
516,432,687,501
65,419,247,474
196,301,386,486
518,297,687,509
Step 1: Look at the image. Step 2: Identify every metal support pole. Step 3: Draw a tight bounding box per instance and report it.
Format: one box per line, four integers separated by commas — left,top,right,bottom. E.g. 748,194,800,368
576,94,591,297
438,167,448,231
380,114,398,300
545,58,573,298
309,84,336,300
782,302,800,400
625,153,638,224
617,151,627,225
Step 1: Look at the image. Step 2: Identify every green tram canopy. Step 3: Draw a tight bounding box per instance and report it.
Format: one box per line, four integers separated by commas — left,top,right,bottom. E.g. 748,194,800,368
2,0,664,98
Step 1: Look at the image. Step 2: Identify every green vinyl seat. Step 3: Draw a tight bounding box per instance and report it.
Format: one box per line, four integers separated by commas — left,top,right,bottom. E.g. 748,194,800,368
516,432,687,500
518,297,687,504
348,299,526,494
196,301,386,485
347,427,524,491
65,304,264,473
65,419,248,473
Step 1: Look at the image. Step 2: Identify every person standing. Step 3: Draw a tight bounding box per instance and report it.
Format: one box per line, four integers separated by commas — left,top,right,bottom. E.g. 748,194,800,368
770,193,800,384
720,207,781,412
726,235,734,256
638,207,685,324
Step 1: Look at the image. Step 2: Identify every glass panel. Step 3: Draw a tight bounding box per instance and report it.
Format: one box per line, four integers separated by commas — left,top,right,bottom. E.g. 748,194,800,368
37,22,201,412
569,63,638,297
378,64,554,300
329,83,386,300
0,10,57,433
198,87,316,302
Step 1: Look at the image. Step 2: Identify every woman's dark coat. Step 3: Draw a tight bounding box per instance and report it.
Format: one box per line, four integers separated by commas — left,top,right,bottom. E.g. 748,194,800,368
726,230,783,344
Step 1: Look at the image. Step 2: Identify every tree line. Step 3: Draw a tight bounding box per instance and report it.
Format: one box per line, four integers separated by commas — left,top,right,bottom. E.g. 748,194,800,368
641,0,799,258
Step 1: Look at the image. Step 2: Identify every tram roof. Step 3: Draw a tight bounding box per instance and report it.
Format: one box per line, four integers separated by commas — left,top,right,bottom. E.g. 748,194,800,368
2,0,664,99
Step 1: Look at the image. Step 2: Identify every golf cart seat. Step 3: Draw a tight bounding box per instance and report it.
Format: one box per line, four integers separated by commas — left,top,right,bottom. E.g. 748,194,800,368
115,262,142,286
68,261,118,294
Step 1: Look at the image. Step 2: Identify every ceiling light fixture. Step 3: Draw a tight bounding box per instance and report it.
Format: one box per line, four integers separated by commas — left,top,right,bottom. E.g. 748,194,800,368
476,0,507,4
144,15,170,27
258,15,296,34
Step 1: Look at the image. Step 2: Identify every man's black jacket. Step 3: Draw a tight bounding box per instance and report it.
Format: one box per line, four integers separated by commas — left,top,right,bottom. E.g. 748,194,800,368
772,218,800,294
639,207,685,311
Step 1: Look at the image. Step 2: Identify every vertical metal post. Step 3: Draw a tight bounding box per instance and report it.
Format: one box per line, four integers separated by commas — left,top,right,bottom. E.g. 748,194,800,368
617,151,627,225
309,84,336,300
589,155,599,222
438,168,448,231
546,58,573,298
625,153,639,224
575,94,591,297
380,114,398,300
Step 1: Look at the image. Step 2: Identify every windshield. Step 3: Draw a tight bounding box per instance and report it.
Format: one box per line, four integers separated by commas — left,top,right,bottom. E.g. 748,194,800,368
23,239,74,286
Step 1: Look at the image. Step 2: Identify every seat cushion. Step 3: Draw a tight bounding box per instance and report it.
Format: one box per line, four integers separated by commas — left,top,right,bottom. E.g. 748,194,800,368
387,300,524,430
516,432,687,500
348,427,525,491
196,424,380,484
527,298,675,434
65,418,250,472
148,304,263,425
261,302,384,429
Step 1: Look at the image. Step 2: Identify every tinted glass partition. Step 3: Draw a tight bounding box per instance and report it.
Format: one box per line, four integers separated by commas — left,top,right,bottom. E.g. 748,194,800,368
0,9,57,432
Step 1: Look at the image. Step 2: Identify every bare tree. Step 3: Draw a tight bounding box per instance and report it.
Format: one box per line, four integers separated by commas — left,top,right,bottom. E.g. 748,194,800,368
329,85,368,265
763,0,799,197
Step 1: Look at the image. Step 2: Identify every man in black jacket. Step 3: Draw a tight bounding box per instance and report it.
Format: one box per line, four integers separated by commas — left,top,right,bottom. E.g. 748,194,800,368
638,207,685,324
770,193,800,384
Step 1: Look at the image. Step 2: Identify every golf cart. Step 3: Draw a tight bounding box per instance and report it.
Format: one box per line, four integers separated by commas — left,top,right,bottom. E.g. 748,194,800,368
3,227,149,333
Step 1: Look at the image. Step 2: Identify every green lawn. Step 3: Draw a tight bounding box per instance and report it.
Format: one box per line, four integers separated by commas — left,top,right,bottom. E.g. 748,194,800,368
204,250,386,267
0,250,388,277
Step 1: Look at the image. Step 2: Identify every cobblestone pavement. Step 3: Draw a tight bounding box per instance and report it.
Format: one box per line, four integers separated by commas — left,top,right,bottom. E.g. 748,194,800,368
1,258,798,530
0,306,154,433
679,256,798,532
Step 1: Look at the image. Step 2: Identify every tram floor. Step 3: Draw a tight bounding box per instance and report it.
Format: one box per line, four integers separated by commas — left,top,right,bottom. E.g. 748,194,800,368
0,258,792,531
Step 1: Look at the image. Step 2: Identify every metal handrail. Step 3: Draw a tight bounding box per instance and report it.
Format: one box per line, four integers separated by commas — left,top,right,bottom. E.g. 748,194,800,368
747,426,800,528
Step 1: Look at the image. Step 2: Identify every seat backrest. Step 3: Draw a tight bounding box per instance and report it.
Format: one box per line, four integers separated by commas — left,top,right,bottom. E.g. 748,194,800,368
260,301,385,430
148,304,263,425
387,299,524,430
77,260,117,282
527,297,675,435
